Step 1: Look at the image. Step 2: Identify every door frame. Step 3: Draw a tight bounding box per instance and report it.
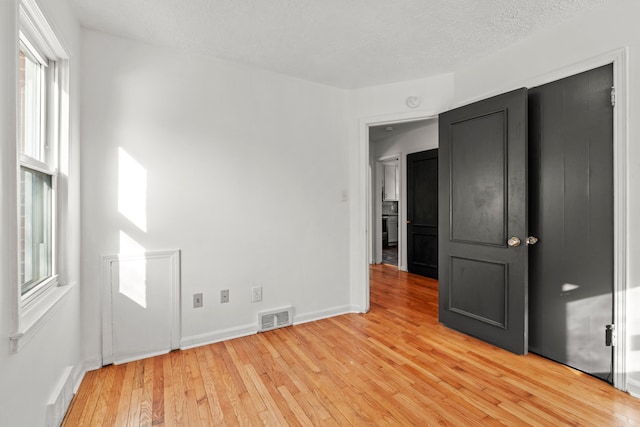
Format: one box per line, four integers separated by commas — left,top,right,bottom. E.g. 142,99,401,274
358,112,438,313
374,154,401,265
356,48,628,391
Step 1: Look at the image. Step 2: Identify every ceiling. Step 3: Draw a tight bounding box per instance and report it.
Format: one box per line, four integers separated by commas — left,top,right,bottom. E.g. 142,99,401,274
70,0,605,89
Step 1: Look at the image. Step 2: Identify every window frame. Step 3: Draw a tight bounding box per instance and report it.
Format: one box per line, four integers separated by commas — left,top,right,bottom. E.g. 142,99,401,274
10,0,72,354
18,28,59,308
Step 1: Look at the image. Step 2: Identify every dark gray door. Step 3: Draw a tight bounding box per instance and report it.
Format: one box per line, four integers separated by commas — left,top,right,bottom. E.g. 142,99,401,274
528,64,614,382
407,149,438,278
439,88,528,355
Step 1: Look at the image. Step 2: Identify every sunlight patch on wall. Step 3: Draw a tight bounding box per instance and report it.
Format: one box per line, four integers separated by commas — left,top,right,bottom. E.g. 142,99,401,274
566,292,610,369
118,147,147,232
118,230,147,308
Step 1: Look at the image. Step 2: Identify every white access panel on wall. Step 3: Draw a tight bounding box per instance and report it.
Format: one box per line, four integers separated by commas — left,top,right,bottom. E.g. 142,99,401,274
102,250,180,365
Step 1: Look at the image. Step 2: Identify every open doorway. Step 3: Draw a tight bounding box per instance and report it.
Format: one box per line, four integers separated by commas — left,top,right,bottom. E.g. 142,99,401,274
368,119,438,272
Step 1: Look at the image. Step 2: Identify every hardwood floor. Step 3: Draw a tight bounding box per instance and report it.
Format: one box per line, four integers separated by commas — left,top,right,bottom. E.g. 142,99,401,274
64,264,640,426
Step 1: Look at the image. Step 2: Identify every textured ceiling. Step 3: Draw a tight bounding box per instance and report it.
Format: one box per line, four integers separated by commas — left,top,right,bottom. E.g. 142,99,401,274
70,0,605,88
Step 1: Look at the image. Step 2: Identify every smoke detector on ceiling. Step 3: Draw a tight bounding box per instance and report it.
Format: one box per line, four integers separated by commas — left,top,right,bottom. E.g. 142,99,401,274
406,96,421,108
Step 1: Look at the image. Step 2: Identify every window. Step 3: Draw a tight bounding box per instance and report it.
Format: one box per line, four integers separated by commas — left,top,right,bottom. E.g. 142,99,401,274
17,3,63,306
11,0,70,353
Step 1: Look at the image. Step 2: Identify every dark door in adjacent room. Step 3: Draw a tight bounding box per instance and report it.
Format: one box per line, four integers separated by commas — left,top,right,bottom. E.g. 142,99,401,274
407,149,438,278
438,88,529,355
528,64,614,382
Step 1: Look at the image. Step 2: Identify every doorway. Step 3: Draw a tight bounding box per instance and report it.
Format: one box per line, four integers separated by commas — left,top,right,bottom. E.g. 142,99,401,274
368,119,439,272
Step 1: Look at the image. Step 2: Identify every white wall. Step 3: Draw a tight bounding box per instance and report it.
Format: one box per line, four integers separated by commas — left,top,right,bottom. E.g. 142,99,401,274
80,31,351,364
451,0,640,395
370,121,439,270
0,0,83,425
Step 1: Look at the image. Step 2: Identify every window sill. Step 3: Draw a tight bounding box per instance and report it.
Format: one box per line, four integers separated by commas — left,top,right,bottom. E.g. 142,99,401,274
9,282,75,354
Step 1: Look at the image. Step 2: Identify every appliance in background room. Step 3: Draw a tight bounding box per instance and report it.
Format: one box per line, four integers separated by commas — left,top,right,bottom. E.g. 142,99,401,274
382,201,398,247
382,200,398,265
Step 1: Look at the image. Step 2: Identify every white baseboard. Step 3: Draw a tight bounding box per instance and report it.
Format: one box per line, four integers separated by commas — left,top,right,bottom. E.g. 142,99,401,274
71,362,87,393
180,323,257,350
45,360,89,427
83,355,102,372
45,366,74,427
628,378,640,399
180,304,355,350
347,303,368,314
294,305,355,325
113,349,171,365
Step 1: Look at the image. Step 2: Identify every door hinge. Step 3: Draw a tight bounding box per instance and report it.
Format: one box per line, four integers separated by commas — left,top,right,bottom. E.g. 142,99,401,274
611,86,616,107
605,324,616,347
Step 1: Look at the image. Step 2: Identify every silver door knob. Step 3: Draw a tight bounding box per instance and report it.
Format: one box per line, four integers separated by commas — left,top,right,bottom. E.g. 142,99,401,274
526,236,539,245
507,237,521,247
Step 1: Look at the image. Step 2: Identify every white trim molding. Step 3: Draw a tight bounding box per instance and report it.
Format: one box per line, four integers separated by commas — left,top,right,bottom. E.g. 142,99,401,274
9,282,75,353
612,48,629,392
294,304,353,326
357,111,440,313
628,378,640,399
180,323,257,350
181,304,354,350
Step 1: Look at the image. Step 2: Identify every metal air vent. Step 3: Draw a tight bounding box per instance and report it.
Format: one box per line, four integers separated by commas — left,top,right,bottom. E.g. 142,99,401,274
258,306,293,332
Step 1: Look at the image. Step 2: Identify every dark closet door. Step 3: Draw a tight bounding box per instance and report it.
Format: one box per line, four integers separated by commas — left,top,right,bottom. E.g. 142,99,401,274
407,149,438,278
528,64,614,382
439,88,529,355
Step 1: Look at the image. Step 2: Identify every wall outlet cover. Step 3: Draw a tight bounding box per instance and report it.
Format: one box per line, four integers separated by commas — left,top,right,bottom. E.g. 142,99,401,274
221,289,229,303
193,293,203,308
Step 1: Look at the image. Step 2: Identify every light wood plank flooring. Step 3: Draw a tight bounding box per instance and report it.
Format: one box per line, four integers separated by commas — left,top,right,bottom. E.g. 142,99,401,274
63,264,640,426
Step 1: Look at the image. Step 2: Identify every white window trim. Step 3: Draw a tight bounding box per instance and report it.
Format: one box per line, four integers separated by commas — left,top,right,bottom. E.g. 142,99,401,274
10,0,72,354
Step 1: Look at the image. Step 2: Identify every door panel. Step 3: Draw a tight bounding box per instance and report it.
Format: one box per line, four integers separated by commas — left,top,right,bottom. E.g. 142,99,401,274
449,257,507,327
528,64,613,381
407,149,438,278
439,88,528,355
450,112,506,246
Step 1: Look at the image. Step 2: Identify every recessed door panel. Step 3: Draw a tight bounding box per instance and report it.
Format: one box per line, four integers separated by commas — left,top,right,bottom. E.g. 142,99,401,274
449,257,507,328
412,233,438,271
450,112,506,247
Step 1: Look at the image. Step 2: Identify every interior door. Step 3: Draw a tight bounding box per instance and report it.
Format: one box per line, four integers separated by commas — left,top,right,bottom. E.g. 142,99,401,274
407,149,438,278
438,88,528,355
528,64,614,381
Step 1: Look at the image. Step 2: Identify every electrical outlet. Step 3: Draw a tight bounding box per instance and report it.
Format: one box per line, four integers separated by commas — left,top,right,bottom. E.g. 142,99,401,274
252,286,262,302
220,289,229,303
193,293,203,308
